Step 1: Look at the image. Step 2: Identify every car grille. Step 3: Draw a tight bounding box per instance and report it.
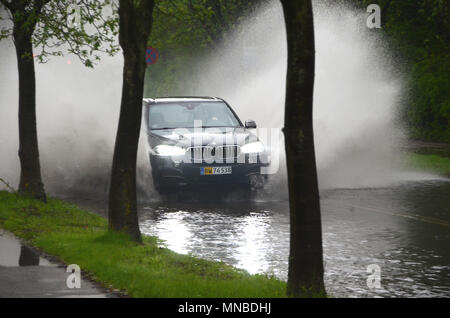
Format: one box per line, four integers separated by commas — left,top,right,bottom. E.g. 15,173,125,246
186,145,240,163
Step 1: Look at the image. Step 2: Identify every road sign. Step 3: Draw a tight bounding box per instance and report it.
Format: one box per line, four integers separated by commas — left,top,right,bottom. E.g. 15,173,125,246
145,46,159,65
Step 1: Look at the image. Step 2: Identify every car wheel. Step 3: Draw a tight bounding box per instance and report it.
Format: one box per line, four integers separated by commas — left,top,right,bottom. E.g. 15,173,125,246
152,176,173,195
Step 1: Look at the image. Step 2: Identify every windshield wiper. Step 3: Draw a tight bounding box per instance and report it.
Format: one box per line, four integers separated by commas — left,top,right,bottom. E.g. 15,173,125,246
200,125,240,128
151,127,175,130
151,125,240,130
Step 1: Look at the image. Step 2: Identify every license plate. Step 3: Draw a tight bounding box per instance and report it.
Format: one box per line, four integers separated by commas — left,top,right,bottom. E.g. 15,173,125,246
200,166,232,175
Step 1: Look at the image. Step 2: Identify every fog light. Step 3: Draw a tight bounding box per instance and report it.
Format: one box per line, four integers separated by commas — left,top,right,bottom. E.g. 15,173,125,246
249,174,264,190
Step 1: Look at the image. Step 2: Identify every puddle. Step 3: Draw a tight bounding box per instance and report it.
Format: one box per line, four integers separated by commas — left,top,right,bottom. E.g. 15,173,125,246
0,229,54,267
138,180,450,297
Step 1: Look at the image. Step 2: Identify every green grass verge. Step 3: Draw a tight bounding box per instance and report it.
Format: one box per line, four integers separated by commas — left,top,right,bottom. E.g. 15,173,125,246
407,153,450,177
0,191,286,297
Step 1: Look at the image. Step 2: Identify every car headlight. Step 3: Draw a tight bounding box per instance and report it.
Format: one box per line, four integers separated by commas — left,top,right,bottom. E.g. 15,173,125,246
241,141,265,154
153,145,186,156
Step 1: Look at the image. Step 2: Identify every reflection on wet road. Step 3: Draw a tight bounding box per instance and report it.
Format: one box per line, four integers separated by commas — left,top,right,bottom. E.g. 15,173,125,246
0,229,53,267
139,180,450,297
0,229,112,297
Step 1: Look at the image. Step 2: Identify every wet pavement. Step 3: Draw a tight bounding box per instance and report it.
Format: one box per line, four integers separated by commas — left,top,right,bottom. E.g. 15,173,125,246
137,179,450,298
0,229,112,298
61,178,450,298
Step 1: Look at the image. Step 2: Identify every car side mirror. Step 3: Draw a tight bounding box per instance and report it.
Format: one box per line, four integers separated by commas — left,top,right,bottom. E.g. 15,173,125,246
245,120,257,129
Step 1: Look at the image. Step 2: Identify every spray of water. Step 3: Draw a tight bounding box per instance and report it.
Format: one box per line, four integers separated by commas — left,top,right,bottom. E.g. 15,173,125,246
0,1,432,201
175,0,409,191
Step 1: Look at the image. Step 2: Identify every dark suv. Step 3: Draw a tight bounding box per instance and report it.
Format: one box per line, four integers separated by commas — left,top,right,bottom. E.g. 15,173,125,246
143,97,269,194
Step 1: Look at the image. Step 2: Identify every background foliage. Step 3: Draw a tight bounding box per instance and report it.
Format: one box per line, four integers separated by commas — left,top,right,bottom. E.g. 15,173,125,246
347,0,449,141
144,0,265,97
0,0,119,67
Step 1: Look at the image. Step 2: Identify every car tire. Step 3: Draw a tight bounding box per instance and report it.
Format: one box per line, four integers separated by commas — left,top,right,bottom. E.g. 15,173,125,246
152,175,174,195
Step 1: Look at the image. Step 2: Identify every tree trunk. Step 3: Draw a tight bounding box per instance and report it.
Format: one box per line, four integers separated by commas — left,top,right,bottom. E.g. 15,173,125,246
280,0,326,297
13,9,46,202
108,0,155,243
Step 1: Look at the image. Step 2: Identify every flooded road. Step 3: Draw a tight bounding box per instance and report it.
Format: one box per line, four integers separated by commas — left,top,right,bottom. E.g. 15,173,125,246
67,178,449,298
138,180,450,298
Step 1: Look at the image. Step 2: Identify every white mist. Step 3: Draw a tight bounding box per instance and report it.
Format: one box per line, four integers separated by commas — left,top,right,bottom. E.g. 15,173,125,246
181,0,408,191
1,1,431,200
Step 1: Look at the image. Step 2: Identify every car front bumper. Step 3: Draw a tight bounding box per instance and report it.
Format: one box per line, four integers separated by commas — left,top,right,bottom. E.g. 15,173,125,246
150,155,267,189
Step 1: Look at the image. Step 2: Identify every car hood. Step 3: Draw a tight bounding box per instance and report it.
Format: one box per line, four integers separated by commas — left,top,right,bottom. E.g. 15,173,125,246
148,127,258,148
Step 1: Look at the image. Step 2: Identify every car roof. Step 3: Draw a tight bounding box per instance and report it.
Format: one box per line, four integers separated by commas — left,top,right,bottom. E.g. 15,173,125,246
143,96,223,104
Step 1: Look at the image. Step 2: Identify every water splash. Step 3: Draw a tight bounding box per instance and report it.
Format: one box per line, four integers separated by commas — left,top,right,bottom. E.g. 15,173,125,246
180,0,413,192
0,1,440,200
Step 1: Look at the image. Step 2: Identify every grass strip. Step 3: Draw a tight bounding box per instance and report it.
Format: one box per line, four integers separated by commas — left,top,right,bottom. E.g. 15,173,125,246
406,153,450,177
0,191,286,297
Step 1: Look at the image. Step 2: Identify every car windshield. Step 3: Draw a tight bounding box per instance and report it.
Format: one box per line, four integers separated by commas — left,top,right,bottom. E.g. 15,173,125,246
148,101,241,130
